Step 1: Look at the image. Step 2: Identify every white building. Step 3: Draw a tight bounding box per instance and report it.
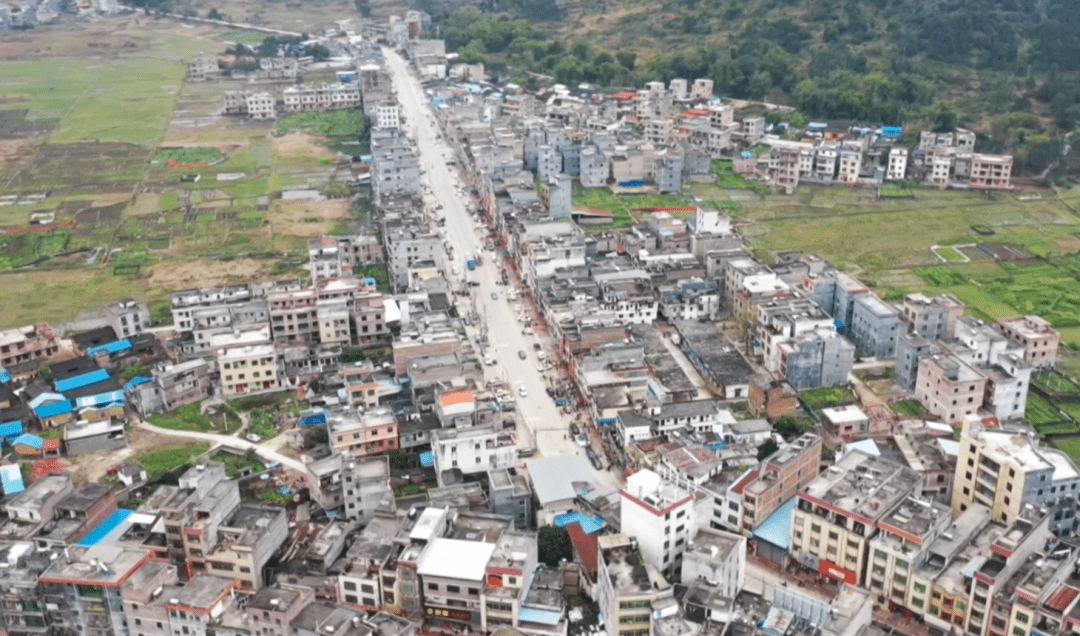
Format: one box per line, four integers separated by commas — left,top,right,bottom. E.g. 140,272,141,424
680,527,745,600
375,103,400,130
886,147,908,181
620,469,695,580
217,344,281,397
431,423,517,486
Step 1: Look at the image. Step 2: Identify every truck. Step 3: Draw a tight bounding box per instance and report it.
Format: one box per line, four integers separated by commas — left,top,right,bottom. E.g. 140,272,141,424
467,254,476,270
474,252,483,266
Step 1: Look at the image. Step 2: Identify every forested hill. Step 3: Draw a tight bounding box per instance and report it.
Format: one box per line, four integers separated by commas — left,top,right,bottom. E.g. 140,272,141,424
422,0,1079,174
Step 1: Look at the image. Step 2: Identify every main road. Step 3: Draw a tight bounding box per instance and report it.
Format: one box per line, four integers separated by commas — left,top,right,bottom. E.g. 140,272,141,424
382,49,621,492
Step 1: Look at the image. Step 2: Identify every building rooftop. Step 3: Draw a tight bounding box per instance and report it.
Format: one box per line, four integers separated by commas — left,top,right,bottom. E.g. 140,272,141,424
247,584,303,612
599,535,669,595
527,455,595,507
169,573,234,611
39,545,150,587
800,451,921,523
687,527,741,563
416,537,496,581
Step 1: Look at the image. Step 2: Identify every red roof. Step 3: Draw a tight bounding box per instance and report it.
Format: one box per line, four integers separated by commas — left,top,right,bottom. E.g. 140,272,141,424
42,438,61,451
1045,585,1080,613
681,108,710,118
565,522,598,574
439,392,475,407
732,470,759,495
612,91,635,101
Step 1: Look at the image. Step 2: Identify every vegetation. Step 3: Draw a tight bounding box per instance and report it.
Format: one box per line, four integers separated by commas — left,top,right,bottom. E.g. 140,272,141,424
799,386,858,412
538,525,573,567
213,449,266,479
1026,392,1066,426
757,439,780,461
154,147,225,166
1033,372,1080,395
149,404,217,433
774,415,813,438
891,399,929,418
135,442,211,479
387,450,410,471
275,110,369,138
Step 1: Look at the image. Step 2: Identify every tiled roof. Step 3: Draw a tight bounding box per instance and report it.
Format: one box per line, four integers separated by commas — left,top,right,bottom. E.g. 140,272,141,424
1045,585,1080,613
440,391,475,407
42,438,62,452
732,470,758,495
565,522,598,575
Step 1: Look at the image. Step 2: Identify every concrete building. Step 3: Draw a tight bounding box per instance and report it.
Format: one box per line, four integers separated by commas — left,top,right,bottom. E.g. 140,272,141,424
580,145,610,188
0,324,59,371
895,332,937,392
187,55,220,81
821,405,869,440
996,315,1060,370
282,83,361,112
596,534,674,636
39,546,154,636
680,527,745,599
740,433,822,534
885,147,908,181
914,354,986,424
245,585,314,636
864,495,952,612
217,344,281,397
790,451,922,586
620,469,695,580
342,455,393,522
375,102,401,130
329,406,399,458
416,537,497,633
654,150,683,194
222,90,277,119
775,327,855,390
487,468,532,529
308,235,383,282
952,415,1080,535
171,286,253,332
105,298,151,339
431,423,517,485
848,294,901,359
900,293,964,342
690,78,714,100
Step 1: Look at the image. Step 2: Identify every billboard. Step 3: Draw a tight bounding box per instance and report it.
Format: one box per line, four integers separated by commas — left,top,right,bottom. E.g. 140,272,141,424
818,559,858,585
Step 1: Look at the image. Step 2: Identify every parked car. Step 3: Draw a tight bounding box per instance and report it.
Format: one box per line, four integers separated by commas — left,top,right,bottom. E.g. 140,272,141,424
575,434,588,448
518,385,529,398
246,433,261,442
518,350,527,360
570,423,580,436
490,292,499,300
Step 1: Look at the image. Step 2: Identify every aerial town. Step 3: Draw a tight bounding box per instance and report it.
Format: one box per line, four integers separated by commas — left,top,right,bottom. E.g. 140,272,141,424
1,8,1080,636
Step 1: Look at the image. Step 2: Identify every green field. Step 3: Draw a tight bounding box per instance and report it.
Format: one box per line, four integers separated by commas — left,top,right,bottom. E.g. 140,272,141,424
935,246,965,262
1033,372,1080,395
135,442,211,479
154,147,225,165
149,403,240,433
212,450,266,479
1027,392,1067,426
799,386,858,412
571,182,691,230
275,110,369,137
891,399,929,417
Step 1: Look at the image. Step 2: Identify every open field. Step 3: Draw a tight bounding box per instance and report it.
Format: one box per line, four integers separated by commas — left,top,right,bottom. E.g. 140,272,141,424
571,181,691,230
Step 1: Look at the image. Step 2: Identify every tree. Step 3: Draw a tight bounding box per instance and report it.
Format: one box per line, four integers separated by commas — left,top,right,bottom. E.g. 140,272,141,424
387,450,410,471
341,348,367,363
308,44,331,62
38,363,53,382
925,100,959,132
303,427,329,447
459,39,488,65
616,51,636,70
774,415,803,438
354,0,371,17
553,56,584,86
757,439,780,461
206,8,223,19
538,526,573,566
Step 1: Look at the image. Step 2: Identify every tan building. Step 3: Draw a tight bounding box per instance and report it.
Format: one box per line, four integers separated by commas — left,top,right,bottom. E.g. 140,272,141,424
187,55,220,81
0,323,59,371
790,451,921,586
740,433,821,533
968,153,1013,189
329,406,399,458
217,344,281,397
996,315,1060,370
282,83,361,112
914,354,986,424
748,375,799,420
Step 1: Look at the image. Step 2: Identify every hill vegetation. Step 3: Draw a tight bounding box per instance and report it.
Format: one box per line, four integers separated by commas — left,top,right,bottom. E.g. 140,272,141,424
424,0,1079,177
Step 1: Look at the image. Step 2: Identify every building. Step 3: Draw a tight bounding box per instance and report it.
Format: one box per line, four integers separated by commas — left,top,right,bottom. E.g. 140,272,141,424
748,375,799,420
620,469,694,579
952,415,1080,535
900,293,964,342
39,546,154,636
308,235,383,282
740,433,822,533
222,90,278,119
595,534,674,636
996,315,1060,370
416,537,497,633
848,294,901,359
329,406,399,458
885,147,908,181
282,83,361,112
790,451,922,586
375,102,401,130
914,354,986,424
188,54,220,80
245,585,314,636
217,344,281,397
865,494,952,611
679,527,745,599
0,324,59,371
775,327,855,390
130,359,212,415
431,423,517,485
105,298,150,338
821,405,869,440
341,455,394,522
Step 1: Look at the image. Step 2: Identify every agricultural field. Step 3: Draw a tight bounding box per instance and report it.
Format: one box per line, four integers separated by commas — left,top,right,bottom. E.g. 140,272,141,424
571,182,692,230
891,399,928,417
0,17,364,327
799,386,858,413
135,441,211,479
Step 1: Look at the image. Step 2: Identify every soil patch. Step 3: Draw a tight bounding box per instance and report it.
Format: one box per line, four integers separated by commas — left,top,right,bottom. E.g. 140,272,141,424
144,257,272,289
271,132,335,161
273,199,349,236
0,138,39,161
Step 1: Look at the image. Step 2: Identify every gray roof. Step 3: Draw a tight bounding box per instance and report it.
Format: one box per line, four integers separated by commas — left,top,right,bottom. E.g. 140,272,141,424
526,455,594,506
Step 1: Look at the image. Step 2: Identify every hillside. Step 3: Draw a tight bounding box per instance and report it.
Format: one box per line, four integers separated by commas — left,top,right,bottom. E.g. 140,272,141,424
422,0,1079,177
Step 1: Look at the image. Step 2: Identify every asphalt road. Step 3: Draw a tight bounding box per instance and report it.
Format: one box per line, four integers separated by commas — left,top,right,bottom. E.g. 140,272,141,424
383,50,621,492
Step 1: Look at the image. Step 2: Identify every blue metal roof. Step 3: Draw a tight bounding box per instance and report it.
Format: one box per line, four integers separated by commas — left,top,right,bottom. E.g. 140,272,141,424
29,392,65,409
124,376,152,391
0,420,24,440
36,400,73,419
754,496,797,550
12,434,43,450
554,512,606,534
76,391,127,409
519,607,563,625
56,368,110,393
78,509,133,547
741,151,754,158
0,464,24,495
420,451,435,467
0,368,10,383
881,126,903,139
85,339,131,358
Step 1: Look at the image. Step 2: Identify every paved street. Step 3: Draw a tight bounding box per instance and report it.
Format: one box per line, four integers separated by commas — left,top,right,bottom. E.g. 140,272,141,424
133,419,307,473
383,49,621,492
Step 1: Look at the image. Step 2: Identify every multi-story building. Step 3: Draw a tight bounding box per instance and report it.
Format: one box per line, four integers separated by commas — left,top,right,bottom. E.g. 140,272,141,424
341,455,393,522
171,286,253,332
0,324,59,371
885,147,908,181
416,537,497,634
790,451,922,586
328,406,399,458
865,495,952,610
39,546,154,636
914,354,986,424
308,235,383,282
267,287,318,346
996,315,1060,370
222,90,277,119
596,534,674,636
149,359,212,413
105,298,151,339
375,102,400,130
217,344,281,397
580,145,610,188
187,55,220,81
740,433,822,534
431,423,517,485
620,469,695,579
245,585,314,636
774,327,855,390
848,294,901,358
120,560,178,636
282,83,361,112
900,293,964,342
952,414,1080,534
679,527,745,598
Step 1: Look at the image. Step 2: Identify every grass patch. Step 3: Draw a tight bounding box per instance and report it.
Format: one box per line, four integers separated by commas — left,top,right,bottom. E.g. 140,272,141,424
891,399,929,417
150,404,219,433
880,186,914,199
395,483,427,497
1050,437,1080,468
154,147,225,166
711,159,771,196
1026,392,1066,426
1033,372,1080,395
799,386,858,412
246,407,280,440
571,181,690,231
935,246,965,261
275,110,369,137
212,450,266,479
135,442,211,479
358,263,392,293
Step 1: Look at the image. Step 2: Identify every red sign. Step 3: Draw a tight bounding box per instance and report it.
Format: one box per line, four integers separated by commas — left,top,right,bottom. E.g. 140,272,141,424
818,559,858,585
426,608,473,623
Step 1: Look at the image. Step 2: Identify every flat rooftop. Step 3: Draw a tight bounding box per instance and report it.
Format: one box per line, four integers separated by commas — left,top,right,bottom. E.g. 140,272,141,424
800,451,921,522
416,538,496,581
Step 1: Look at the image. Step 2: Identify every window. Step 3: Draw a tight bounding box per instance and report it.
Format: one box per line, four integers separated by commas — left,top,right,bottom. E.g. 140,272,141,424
811,524,822,534
427,583,438,591
914,583,927,594
468,588,479,596
896,560,909,570
874,550,887,561
446,585,460,593
1015,613,1028,624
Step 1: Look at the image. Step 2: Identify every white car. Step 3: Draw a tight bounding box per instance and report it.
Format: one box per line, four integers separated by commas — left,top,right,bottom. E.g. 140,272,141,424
246,433,261,443
575,434,588,448
518,385,529,398
452,265,460,275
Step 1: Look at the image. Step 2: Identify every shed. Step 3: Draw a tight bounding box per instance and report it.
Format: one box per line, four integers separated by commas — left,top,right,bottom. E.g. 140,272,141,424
12,434,44,457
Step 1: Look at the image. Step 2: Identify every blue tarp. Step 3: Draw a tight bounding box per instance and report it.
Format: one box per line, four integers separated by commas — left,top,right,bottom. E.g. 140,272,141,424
76,391,126,409
0,420,24,440
554,512,606,534
808,122,828,129
124,376,152,391
78,509,133,547
618,179,645,187
55,368,110,393
741,151,753,158
598,418,617,425
519,608,563,626
35,400,73,419
12,434,43,450
0,464,24,495
754,496,797,550
85,339,131,358
419,451,435,467
881,126,903,139
299,409,329,427
0,368,10,383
